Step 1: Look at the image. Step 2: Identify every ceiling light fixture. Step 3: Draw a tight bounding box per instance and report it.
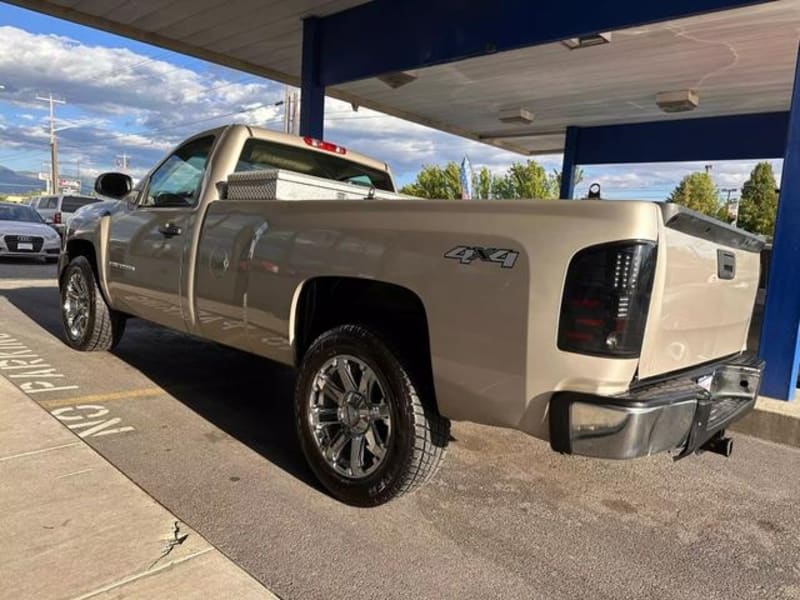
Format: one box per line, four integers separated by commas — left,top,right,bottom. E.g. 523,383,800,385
376,71,418,89
561,32,612,50
656,89,699,113
498,108,535,125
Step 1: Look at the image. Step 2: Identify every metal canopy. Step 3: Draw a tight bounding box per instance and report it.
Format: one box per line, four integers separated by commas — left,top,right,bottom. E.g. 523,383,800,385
332,1,799,154
7,0,798,155
316,0,772,86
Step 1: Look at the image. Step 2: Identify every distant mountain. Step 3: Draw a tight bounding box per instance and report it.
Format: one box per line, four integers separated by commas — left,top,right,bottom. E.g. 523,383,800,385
18,170,96,194
0,166,45,195
0,166,96,196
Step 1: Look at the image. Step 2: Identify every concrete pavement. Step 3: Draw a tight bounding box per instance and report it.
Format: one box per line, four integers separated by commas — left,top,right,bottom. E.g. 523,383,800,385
0,375,277,600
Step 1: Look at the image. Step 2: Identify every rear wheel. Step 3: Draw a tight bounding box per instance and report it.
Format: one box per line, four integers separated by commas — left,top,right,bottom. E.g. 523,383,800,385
60,256,125,351
295,324,450,506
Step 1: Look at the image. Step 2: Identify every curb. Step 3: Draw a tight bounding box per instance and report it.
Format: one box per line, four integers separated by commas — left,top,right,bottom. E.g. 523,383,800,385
730,396,800,449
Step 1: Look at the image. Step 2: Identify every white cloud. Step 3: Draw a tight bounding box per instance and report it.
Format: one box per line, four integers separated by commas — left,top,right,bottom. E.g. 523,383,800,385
321,98,539,181
0,26,289,172
578,159,783,200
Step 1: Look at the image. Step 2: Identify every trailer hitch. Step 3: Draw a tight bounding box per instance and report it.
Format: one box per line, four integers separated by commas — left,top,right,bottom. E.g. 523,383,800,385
699,431,734,457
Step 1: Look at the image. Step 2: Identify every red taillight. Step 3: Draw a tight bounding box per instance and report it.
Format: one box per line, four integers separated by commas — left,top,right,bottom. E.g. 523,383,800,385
303,136,347,155
558,241,656,357
53,212,61,224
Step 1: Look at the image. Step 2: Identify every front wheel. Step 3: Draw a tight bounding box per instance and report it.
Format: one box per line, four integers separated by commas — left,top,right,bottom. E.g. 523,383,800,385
60,256,125,351
295,324,450,506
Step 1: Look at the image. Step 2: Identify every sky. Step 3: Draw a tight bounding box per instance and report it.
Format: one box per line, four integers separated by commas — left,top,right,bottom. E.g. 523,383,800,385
0,2,784,200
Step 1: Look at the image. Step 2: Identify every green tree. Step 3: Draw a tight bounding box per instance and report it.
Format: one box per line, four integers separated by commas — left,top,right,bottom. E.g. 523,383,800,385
401,159,573,200
399,162,462,199
475,166,494,200
737,162,778,236
493,160,559,199
667,172,721,217
552,167,585,197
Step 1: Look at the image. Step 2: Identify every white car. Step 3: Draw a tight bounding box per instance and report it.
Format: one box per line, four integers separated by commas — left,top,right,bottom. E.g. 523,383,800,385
0,201,61,262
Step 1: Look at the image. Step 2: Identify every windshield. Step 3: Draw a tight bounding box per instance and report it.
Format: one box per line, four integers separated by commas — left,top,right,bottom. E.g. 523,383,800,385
145,135,214,207
235,138,395,191
0,204,44,223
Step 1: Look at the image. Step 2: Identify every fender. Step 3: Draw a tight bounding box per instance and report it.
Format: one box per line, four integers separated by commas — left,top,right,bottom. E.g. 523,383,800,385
96,215,113,306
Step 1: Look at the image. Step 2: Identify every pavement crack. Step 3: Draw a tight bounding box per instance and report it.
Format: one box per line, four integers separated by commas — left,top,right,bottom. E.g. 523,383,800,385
148,521,189,570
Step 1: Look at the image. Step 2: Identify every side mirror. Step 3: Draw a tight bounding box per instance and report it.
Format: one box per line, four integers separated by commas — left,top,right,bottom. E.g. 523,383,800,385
95,172,133,200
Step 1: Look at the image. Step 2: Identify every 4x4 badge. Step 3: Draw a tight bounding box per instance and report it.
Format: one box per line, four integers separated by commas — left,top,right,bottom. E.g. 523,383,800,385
444,246,519,269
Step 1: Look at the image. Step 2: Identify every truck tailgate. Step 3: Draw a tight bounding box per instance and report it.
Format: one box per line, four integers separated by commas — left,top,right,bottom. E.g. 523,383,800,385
637,205,764,379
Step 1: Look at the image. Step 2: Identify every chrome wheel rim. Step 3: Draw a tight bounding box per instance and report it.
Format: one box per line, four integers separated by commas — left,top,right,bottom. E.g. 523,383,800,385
308,355,392,479
63,271,90,340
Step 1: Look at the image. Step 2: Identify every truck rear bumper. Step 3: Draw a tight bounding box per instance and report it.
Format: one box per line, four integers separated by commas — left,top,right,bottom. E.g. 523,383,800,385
549,354,763,459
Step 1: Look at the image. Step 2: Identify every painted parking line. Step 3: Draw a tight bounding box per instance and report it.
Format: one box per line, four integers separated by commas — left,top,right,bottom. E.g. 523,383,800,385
38,387,164,409
0,279,57,290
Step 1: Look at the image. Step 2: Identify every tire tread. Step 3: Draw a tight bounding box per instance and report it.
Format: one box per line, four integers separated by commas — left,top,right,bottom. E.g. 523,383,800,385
61,256,125,352
296,323,450,505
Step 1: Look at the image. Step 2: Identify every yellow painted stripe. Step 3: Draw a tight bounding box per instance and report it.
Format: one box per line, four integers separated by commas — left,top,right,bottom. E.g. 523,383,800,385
39,387,163,408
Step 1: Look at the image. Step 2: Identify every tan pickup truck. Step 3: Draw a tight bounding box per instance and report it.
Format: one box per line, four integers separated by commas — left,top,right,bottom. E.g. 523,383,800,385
59,124,764,506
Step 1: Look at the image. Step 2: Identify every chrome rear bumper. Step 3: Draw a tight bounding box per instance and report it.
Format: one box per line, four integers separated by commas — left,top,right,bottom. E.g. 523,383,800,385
549,354,763,459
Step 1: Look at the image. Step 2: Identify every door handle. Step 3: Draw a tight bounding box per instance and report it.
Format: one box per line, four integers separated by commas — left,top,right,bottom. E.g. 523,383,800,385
158,223,182,238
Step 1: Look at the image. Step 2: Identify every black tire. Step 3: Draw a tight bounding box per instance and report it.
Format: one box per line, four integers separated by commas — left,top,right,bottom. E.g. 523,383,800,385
60,255,125,351
295,324,450,506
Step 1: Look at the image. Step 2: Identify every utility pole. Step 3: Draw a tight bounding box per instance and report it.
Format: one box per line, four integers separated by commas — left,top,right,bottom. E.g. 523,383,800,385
719,187,738,226
36,93,66,196
292,90,299,135
40,161,51,194
283,86,290,134
283,86,300,135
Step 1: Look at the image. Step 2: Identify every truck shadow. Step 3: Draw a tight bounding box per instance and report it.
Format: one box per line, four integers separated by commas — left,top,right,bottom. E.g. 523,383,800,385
3,284,321,491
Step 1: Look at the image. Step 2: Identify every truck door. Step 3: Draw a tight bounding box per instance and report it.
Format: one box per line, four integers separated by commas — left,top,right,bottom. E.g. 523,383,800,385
106,135,215,331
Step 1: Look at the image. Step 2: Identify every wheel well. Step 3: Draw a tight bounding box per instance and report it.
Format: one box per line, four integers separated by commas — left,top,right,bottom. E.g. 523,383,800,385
63,240,98,281
293,277,438,409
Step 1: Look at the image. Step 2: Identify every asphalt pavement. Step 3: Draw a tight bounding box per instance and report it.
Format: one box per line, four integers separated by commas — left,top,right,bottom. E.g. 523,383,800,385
2,258,800,600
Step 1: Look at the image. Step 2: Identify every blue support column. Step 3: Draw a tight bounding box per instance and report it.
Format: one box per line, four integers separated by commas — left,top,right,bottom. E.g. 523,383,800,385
758,46,800,401
560,126,579,199
300,17,324,139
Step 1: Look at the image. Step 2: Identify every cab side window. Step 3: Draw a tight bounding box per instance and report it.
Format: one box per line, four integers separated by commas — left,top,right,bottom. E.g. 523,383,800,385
142,136,215,208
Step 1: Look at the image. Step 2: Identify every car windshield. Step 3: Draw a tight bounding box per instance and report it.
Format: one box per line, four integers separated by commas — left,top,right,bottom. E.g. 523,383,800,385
0,204,44,223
